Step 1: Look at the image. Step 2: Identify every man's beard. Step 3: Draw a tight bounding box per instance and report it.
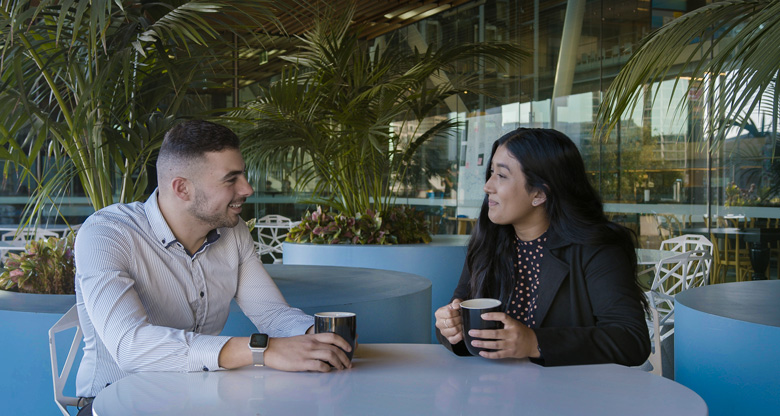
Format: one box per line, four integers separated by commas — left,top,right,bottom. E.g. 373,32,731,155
188,188,242,229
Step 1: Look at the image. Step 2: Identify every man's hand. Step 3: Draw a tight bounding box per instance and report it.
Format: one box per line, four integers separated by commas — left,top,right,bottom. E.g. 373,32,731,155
265,333,353,371
218,333,353,372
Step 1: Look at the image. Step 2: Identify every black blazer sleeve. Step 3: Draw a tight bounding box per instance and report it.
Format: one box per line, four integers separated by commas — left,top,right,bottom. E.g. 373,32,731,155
533,243,650,367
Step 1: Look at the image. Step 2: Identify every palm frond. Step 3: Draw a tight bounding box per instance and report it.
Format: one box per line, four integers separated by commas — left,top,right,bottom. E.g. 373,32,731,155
236,1,527,216
595,0,780,148
0,1,307,226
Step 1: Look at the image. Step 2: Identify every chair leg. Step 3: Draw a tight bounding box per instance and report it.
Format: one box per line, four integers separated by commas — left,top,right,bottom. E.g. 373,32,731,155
648,308,662,377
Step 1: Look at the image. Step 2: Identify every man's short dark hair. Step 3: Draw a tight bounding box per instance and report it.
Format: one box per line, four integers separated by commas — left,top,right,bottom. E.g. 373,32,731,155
158,120,240,164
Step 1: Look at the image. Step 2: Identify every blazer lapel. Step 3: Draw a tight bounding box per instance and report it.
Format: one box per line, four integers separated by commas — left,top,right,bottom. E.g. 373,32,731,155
533,246,569,325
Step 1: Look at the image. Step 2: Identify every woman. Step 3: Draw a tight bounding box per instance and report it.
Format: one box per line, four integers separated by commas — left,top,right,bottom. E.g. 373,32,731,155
435,128,650,366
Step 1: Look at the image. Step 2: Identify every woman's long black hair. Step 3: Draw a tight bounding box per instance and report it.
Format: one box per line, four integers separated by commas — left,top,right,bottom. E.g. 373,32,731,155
466,128,646,310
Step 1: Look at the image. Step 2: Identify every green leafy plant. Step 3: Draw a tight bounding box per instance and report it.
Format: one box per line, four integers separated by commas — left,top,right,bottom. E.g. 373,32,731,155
286,205,431,245
383,205,433,245
0,0,299,227
235,1,527,219
0,233,75,294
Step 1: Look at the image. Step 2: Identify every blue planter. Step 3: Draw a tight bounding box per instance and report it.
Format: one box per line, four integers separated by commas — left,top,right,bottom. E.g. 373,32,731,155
220,265,432,344
283,235,469,342
0,291,76,415
676,281,780,415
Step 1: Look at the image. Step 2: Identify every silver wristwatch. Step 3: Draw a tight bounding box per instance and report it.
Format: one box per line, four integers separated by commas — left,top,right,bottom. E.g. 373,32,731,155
248,333,269,366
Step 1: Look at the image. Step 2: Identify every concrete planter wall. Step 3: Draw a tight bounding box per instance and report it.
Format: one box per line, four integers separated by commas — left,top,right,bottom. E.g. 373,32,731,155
0,291,76,415
283,235,469,342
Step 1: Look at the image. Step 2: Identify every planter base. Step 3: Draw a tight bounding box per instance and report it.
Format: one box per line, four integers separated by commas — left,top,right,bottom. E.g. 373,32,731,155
0,291,76,415
283,235,469,342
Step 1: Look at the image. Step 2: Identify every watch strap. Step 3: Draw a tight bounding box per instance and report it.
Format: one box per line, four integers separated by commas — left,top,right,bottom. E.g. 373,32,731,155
251,348,265,367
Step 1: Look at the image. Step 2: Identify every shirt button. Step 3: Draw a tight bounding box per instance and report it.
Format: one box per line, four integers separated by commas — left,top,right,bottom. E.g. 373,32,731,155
203,366,209,372
200,291,205,298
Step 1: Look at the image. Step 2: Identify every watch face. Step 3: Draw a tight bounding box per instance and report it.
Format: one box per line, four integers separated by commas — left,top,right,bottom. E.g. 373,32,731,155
249,333,269,349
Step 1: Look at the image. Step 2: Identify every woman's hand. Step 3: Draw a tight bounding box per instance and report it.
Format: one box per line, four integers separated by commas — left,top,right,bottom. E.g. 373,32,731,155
467,312,540,359
435,299,463,345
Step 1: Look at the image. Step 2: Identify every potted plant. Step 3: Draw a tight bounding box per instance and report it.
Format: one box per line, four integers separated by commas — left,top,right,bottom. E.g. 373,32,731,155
234,2,526,341
0,233,75,294
236,1,527,220
0,233,78,415
0,2,298,413
286,205,431,245
0,0,292,227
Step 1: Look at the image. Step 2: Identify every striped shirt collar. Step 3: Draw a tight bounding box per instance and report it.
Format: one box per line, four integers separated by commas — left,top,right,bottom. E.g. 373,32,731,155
143,189,221,253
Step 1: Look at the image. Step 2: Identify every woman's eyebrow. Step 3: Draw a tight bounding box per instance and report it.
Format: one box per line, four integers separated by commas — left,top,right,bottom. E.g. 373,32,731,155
494,162,511,171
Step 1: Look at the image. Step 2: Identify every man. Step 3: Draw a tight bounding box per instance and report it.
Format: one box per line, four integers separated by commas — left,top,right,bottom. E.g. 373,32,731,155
74,120,351,415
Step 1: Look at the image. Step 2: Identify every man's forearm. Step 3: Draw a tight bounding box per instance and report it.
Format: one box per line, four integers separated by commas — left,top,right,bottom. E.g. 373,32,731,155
218,337,252,369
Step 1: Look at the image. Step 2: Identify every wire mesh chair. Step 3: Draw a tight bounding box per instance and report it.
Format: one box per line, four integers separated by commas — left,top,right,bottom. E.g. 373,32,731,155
48,305,83,416
255,215,300,264
660,234,714,284
644,249,712,376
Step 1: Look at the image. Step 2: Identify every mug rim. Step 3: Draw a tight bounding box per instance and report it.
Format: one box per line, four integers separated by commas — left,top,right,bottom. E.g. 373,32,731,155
460,298,502,309
315,311,356,318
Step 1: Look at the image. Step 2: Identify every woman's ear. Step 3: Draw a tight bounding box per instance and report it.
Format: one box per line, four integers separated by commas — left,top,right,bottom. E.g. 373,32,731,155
531,190,547,207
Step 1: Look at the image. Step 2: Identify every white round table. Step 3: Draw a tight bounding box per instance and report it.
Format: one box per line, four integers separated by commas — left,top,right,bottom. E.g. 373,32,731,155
93,343,707,416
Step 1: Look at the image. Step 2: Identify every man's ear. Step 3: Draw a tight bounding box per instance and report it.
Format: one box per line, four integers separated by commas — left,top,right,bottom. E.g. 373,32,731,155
171,177,192,201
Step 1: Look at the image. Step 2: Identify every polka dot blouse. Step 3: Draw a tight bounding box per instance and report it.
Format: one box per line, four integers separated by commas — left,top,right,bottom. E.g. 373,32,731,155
508,232,548,328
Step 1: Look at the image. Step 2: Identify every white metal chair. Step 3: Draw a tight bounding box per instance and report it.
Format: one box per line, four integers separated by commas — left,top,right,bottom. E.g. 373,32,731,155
661,234,714,255
646,307,663,376
1,228,59,241
62,223,81,238
644,249,712,377
255,215,300,264
0,240,27,266
661,234,714,284
49,305,83,416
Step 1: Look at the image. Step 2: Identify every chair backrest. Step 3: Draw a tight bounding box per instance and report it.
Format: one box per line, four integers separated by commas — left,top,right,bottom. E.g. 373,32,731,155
62,224,82,238
2,228,60,242
255,215,300,264
660,234,713,256
660,234,714,285
1,230,23,241
49,305,83,416
644,248,712,376
649,249,713,296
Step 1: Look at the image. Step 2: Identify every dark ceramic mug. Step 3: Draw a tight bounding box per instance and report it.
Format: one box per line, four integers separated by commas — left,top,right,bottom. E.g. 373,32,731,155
460,298,503,356
315,312,357,361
